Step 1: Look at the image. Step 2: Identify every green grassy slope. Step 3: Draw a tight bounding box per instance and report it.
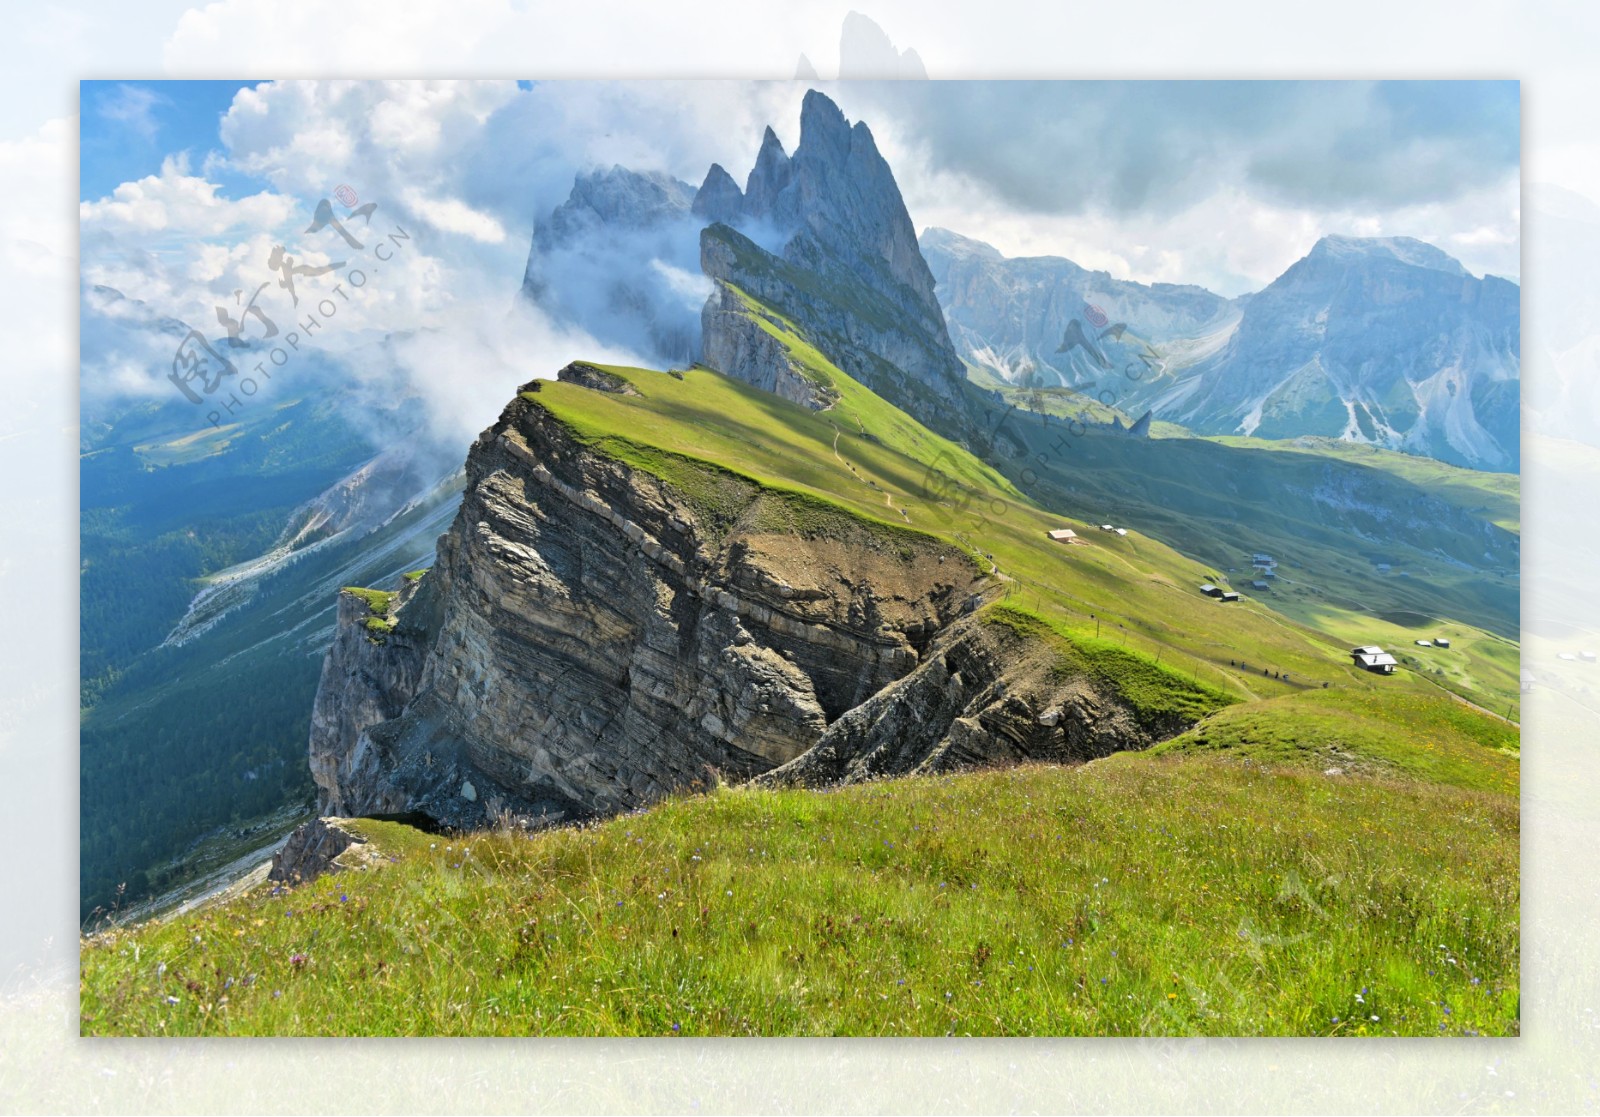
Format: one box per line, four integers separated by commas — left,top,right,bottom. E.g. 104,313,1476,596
952,389,1518,714
80,758,1518,1037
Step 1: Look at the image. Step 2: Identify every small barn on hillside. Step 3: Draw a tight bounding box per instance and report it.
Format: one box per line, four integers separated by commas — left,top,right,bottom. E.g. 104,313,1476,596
1351,645,1398,675
1048,528,1080,544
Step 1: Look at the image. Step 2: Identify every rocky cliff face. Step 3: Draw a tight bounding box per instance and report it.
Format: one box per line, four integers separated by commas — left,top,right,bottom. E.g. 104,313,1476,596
759,618,1171,788
699,282,836,411
308,363,992,830
308,577,438,815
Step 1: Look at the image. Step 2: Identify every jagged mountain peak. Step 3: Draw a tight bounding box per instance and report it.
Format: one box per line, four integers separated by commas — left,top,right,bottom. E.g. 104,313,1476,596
743,127,793,219
798,87,852,153
696,89,971,419
1303,234,1469,277
692,163,744,223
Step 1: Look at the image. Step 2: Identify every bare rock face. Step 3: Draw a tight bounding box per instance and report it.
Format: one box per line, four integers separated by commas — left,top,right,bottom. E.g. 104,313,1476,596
759,618,1174,788
307,365,990,831
700,283,836,411
269,818,379,884
308,577,436,815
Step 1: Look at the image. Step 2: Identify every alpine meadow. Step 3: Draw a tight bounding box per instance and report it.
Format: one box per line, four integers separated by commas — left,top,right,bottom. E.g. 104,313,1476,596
79,79,1520,1037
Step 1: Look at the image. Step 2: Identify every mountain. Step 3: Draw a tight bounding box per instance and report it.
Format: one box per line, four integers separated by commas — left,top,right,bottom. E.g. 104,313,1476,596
514,91,973,431
1147,236,1520,471
920,227,1238,387
520,166,705,366
305,356,1236,829
923,230,1521,471
695,91,973,431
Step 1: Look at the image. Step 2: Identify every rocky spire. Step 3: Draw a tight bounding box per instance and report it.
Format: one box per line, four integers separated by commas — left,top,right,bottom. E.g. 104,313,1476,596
691,163,744,224
742,127,793,220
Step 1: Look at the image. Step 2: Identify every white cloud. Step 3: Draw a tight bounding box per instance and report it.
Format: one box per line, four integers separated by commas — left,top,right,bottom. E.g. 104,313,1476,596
399,187,507,244
79,154,296,235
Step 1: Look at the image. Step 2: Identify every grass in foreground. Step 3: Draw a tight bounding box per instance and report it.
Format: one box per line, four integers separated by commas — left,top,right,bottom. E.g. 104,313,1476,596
80,757,1517,1037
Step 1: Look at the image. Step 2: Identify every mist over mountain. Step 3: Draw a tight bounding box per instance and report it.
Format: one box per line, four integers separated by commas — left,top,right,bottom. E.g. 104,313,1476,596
519,166,708,367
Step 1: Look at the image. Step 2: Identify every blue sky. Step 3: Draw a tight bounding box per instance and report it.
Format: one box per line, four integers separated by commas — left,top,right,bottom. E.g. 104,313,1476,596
80,80,263,201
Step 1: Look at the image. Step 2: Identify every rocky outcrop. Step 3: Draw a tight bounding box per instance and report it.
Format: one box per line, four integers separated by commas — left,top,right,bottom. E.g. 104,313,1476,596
308,576,437,815
759,618,1169,787
308,365,992,831
268,818,381,884
700,285,836,411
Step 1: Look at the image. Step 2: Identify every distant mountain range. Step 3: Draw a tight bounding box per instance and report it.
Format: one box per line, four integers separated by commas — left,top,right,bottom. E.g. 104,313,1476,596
921,230,1521,471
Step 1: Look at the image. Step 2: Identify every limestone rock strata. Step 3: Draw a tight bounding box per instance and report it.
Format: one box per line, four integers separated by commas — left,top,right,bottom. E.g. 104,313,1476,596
758,618,1178,788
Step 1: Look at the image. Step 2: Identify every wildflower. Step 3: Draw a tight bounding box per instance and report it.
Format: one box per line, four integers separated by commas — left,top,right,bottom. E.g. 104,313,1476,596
289,952,308,967
340,894,348,903
672,1023,681,1033
164,995,179,1005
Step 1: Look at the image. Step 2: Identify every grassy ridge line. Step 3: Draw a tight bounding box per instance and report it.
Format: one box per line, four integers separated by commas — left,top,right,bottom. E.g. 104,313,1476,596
79,758,1518,1037
524,357,1513,790
527,360,1283,713
522,391,982,566
522,319,1517,755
